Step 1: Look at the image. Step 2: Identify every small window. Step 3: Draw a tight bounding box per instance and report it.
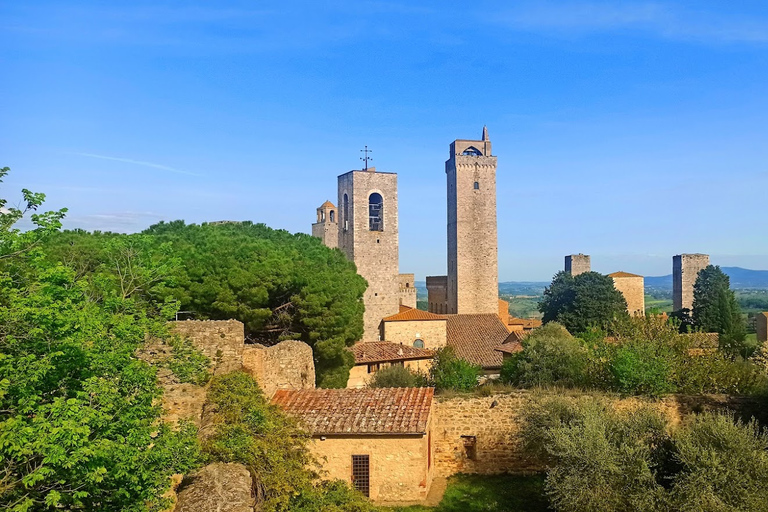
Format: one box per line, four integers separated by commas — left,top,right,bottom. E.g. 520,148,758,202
413,339,425,349
474,181,480,190
329,210,335,222
367,363,380,374
405,282,410,288
462,146,482,156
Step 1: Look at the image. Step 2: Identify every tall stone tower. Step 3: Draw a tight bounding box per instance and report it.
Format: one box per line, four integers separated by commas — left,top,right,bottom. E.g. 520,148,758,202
565,254,590,276
311,201,338,249
338,167,400,340
672,253,710,312
446,127,499,315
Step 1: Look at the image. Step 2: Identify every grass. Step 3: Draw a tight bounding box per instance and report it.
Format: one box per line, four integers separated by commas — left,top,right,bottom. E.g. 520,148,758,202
384,473,549,512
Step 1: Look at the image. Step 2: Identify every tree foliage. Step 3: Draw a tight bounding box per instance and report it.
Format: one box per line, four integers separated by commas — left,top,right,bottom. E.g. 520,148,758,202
692,265,747,356
427,347,481,391
367,364,423,388
0,169,202,511
539,271,628,334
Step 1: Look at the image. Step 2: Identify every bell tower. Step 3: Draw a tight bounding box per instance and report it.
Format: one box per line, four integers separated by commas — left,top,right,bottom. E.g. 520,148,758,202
311,201,338,249
446,126,499,315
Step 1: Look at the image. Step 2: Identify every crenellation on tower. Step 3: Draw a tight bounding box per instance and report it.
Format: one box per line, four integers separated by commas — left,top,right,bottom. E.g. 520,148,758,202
446,127,499,315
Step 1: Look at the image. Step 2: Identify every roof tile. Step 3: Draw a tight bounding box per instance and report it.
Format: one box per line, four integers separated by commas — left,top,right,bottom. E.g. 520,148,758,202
351,342,436,364
446,314,510,369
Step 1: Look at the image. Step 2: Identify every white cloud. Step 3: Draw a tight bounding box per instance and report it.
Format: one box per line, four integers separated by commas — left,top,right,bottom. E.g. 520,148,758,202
74,152,201,176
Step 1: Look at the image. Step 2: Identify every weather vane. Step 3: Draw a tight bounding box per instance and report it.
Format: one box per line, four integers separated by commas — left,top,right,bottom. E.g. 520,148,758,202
360,145,373,171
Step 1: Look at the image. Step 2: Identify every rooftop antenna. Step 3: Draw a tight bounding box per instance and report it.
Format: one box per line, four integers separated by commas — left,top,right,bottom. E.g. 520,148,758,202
360,145,373,171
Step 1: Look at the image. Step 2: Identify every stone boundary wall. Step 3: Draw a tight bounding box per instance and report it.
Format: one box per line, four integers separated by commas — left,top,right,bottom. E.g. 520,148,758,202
171,320,245,375
242,340,315,397
432,392,758,477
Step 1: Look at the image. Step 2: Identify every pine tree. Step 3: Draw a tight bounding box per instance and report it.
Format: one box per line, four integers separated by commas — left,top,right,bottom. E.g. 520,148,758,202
692,265,747,356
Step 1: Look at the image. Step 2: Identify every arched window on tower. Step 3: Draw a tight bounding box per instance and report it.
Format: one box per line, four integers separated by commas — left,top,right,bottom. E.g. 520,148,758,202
462,146,482,156
369,193,383,231
474,181,480,190
343,194,349,231
329,210,335,223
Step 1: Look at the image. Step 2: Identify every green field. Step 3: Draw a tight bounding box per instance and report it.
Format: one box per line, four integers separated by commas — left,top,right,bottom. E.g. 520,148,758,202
386,474,548,512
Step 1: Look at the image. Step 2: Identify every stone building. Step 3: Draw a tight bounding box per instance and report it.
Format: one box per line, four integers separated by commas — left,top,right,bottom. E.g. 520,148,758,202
426,275,448,314
346,341,435,388
608,271,645,316
565,254,590,276
445,127,499,315
673,253,710,311
338,167,402,340
758,312,768,343
398,273,417,309
311,200,338,249
272,387,436,503
381,306,447,350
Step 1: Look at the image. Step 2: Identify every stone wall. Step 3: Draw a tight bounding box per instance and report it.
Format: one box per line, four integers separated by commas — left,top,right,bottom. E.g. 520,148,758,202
309,426,433,502
338,168,401,341
383,319,447,349
673,254,709,311
426,275,448,314
565,254,590,276
398,273,417,309
758,312,768,343
446,135,498,316
171,320,245,375
611,274,645,316
242,340,315,397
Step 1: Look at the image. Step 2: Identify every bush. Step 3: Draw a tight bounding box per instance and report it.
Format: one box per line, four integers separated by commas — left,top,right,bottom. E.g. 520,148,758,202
428,347,481,391
500,323,587,387
367,364,423,388
610,340,675,396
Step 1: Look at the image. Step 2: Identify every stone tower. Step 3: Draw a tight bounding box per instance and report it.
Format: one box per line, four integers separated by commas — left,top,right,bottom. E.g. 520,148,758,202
311,200,338,249
338,167,400,340
565,254,591,276
672,253,710,311
446,127,499,315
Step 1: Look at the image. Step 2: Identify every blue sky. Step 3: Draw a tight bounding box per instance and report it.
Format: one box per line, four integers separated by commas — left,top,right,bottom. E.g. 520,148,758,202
2,1,767,281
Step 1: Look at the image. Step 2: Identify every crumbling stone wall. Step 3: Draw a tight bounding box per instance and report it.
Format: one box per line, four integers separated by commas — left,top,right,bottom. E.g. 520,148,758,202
171,320,245,375
242,340,315,397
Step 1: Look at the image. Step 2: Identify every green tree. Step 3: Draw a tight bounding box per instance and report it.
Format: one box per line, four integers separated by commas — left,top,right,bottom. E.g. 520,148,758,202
367,364,422,388
692,265,747,357
539,271,628,334
0,169,202,511
428,347,481,391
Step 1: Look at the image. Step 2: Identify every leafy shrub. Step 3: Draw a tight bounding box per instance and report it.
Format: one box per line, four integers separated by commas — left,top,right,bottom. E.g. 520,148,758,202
676,352,768,395
610,340,675,396
500,323,588,387
165,335,211,385
428,347,481,391
367,364,422,388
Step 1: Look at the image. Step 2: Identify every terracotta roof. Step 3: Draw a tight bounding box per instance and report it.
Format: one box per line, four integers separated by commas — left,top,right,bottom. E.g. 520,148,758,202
383,307,447,322
446,314,510,369
272,387,434,435
320,200,335,208
608,271,643,278
495,330,527,355
508,317,542,329
495,342,523,355
351,342,436,364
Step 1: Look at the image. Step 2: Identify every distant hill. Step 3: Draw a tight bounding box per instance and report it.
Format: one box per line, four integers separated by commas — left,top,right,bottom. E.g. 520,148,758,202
646,267,768,290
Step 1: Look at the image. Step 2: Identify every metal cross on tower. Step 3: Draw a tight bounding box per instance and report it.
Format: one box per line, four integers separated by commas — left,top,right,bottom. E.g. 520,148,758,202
360,145,373,171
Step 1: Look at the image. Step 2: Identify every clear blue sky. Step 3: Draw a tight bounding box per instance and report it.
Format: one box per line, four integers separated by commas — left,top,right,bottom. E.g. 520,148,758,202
2,1,767,281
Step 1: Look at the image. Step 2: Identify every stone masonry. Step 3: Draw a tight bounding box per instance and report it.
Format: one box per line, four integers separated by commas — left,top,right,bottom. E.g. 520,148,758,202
311,200,338,249
338,167,401,340
242,340,315,397
446,127,499,315
673,253,710,311
171,320,245,375
609,272,645,316
426,275,448,314
398,273,417,309
565,254,591,276
757,312,768,343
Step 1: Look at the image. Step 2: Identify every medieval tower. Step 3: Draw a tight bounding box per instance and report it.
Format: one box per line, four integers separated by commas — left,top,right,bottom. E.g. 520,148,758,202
311,201,338,249
673,253,710,312
446,127,499,315
338,167,401,340
565,254,591,276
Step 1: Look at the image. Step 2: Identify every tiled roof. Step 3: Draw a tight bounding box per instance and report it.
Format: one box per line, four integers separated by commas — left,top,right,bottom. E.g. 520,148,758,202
320,200,336,208
383,307,447,322
351,342,436,364
508,317,542,329
608,271,643,278
446,314,510,369
271,387,434,435
495,330,527,355
495,343,523,355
